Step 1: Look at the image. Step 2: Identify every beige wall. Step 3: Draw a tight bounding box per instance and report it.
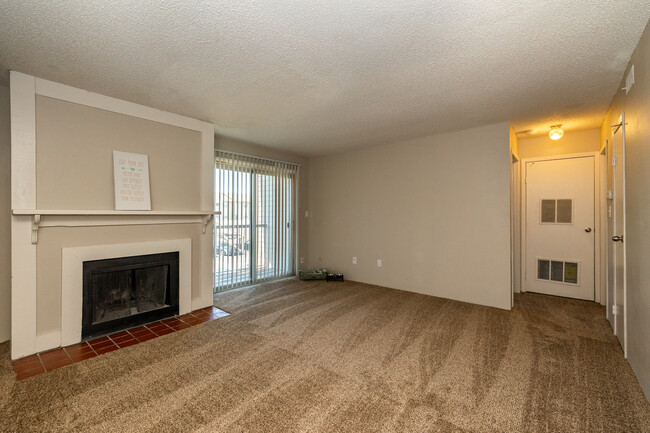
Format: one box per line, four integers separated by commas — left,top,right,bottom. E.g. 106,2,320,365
308,122,512,310
518,128,600,159
601,21,650,399
32,97,206,335
36,96,202,210
0,86,10,342
215,136,309,267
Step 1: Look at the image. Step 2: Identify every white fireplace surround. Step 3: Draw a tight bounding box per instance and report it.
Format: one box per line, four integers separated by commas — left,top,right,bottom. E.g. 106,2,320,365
61,239,192,347
10,72,216,359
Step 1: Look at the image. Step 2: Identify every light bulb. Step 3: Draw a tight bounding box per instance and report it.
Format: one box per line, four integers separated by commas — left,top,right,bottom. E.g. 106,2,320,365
549,125,564,140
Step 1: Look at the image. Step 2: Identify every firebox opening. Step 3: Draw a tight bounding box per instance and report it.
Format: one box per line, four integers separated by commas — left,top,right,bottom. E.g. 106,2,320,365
82,252,180,340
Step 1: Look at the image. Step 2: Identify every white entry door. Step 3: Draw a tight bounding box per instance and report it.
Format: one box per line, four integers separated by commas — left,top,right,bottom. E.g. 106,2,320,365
525,156,595,300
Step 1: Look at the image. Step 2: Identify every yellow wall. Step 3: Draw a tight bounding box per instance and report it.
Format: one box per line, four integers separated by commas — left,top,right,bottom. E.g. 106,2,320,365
601,20,650,399
308,123,512,310
518,128,600,159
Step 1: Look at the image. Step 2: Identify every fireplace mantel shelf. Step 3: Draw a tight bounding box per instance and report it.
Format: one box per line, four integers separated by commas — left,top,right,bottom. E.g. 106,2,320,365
12,210,220,244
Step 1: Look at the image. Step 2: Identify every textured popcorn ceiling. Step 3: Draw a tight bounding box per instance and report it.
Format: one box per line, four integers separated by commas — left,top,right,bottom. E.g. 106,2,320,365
0,1,648,155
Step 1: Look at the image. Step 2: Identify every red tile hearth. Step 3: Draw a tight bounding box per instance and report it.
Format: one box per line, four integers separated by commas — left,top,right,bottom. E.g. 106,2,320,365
11,306,230,381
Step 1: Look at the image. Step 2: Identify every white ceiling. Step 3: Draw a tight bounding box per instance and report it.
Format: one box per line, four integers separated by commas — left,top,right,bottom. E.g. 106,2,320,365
0,1,648,156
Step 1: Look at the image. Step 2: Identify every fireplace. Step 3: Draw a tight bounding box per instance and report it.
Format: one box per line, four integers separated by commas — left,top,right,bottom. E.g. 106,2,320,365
82,252,179,339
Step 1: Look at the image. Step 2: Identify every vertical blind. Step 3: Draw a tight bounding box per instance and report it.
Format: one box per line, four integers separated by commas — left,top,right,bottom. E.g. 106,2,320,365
214,151,298,291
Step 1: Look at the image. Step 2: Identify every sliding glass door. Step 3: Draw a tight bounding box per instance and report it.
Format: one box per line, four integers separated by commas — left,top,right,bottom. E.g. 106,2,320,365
214,165,252,288
214,152,297,292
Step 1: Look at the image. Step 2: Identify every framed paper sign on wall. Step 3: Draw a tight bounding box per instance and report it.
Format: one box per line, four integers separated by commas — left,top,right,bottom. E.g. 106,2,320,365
113,150,152,210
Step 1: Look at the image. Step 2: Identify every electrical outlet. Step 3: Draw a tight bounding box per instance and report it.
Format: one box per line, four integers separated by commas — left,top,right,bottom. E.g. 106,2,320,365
300,257,304,264
377,259,382,267
352,257,357,264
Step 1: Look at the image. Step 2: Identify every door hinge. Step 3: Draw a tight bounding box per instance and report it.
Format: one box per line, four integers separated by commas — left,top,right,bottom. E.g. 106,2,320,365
612,156,617,167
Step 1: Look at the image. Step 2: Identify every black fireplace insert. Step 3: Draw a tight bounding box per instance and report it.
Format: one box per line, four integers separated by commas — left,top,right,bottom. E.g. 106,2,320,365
82,252,179,339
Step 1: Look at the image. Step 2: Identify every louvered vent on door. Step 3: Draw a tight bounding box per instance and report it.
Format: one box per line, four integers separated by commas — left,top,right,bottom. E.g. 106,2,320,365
538,259,550,280
537,259,579,284
556,199,573,223
540,199,573,224
541,200,556,223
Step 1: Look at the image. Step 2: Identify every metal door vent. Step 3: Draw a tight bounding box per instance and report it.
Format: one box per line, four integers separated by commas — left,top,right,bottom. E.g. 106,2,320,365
540,199,573,224
537,259,578,284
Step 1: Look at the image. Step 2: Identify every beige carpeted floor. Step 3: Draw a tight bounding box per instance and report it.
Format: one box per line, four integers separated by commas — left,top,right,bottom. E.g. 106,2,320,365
0,279,648,432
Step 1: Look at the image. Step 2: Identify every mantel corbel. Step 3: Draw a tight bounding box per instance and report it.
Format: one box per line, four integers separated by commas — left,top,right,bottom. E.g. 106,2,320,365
201,214,214,234
31,214,41,245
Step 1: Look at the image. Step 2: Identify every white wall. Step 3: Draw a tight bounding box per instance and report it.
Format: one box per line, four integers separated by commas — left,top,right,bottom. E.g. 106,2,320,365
601,20,650,400
308,122,512,310
0,85,10,343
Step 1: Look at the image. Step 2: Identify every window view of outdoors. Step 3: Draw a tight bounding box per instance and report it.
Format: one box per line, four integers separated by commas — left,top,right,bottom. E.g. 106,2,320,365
214,167,294,291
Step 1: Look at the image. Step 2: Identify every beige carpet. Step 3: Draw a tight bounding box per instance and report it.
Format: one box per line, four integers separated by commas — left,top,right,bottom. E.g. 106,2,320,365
0,279,648,432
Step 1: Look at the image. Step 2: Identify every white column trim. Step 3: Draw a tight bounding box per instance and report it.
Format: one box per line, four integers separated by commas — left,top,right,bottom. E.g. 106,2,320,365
11,217,37,359
10,73,37,359
10,73,36,209
34,77,212,133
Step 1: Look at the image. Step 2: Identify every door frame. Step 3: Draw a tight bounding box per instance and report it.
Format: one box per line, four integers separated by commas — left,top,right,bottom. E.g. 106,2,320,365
510,153,521,307
599,145,609,312
608,114,627,356
520,152,602,302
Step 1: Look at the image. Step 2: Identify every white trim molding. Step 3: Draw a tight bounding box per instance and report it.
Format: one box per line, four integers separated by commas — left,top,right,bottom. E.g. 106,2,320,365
60,239,192,348
9,71,215,359
12,210,218,244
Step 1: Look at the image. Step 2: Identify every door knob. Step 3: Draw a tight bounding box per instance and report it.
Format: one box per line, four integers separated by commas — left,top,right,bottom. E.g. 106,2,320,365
585,227,592,233
612,235,624,242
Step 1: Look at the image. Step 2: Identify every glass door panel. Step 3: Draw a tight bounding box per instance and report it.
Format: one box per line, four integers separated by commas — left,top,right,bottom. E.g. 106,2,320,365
214,168,252,289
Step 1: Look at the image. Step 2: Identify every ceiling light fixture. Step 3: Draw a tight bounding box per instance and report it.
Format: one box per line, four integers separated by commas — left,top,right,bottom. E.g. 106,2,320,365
549,125,564,140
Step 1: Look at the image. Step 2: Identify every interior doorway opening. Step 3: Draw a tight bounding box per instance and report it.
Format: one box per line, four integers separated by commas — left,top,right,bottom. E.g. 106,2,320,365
512,128,606,305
